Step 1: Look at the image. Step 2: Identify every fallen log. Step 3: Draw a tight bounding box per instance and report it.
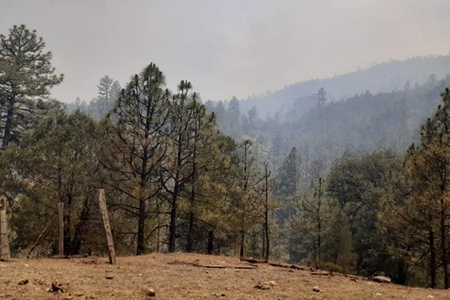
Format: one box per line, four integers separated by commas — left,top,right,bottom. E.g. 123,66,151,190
268,262,307,270
240,257,267,264
194,264,258,270
167,260,258,270
311,271,331,276
240,257,308,270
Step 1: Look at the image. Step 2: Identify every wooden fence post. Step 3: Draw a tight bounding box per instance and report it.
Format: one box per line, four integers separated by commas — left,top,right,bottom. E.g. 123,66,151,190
0,196,11,261
98,189,116,265
58,202,64,257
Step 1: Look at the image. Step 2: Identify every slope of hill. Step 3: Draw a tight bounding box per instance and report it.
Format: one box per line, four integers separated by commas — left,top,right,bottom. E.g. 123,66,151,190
213,74,450,165
239,55,450,118
0,253,446,299
279,76,450,159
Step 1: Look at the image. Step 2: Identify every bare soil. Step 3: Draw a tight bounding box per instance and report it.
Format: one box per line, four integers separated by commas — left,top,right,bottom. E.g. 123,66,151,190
0,253,448,299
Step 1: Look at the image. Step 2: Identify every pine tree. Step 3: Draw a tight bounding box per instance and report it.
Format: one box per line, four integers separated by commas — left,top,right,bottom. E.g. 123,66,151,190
300,177,332,268
164,81,198,253
421,89,450,289
317,87,327,107
227,97,242,139
388,88,450,288
273,147,302,197
247,106,258,126
322,208,355,272
286,175,334,266
100,63,170,255
233,139,260,258
328,151,399,277
184,99,216,252
192,134,240,255
0,25,63,148
89,75,121,120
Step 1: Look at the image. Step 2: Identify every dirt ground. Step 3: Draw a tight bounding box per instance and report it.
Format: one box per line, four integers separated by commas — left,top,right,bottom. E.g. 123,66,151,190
0,252,449,300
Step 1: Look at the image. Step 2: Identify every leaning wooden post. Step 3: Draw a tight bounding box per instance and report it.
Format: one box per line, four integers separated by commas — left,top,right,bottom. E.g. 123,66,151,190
98,189,116,265
58,202,64,257
0,196,11,261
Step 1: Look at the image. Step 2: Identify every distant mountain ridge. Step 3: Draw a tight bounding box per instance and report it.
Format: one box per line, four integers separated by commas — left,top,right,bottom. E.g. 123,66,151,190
237,55,450,118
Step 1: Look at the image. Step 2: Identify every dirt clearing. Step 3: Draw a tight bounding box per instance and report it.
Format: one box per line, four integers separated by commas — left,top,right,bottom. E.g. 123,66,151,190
0,253,447,299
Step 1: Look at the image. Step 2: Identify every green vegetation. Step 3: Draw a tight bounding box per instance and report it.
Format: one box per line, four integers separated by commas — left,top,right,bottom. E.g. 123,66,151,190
2,24,450,290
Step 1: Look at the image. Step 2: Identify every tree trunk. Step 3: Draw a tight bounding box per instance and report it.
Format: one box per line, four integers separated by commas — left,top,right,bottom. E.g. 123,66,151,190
64,194,73,256
186,148,197,252
156,202,161,253
264,163,270,261
136,199,146,255
136,91,152,256
429,230,437,289
207,231,214,255
239,230,245,258
1,100,14,149
262,227,266,259
186,211,194,252
168,185,179,253
58,202,64,257
169,129,184,253
441,198,449,289
264,211,270,261
57,150,64,257
316,178,323,268
70,196,91,256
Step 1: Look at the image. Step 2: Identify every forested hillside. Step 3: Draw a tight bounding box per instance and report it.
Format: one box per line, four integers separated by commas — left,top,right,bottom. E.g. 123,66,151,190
210,74,450,166
235,55,450,119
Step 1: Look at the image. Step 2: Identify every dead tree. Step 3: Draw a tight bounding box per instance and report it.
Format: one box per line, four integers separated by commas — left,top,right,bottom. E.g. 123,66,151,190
262,162,271,261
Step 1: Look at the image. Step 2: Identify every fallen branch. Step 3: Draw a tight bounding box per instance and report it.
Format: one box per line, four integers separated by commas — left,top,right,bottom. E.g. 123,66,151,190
167,260,258,269
268,262,307,270
194,264,258,270
241,257,307,271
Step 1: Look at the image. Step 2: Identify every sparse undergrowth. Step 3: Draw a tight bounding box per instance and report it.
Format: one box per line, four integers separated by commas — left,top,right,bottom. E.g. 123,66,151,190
0,253,445,300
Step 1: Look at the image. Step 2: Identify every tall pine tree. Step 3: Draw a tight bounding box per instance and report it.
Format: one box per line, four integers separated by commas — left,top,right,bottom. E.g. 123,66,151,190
0,24,63,148
101,63,170,255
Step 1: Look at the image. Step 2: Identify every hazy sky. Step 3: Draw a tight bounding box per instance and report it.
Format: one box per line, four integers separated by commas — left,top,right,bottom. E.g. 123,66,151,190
1,0,450,103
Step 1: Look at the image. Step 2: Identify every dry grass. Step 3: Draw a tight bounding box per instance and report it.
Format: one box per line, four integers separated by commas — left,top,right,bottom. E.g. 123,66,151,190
0,253,447,299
